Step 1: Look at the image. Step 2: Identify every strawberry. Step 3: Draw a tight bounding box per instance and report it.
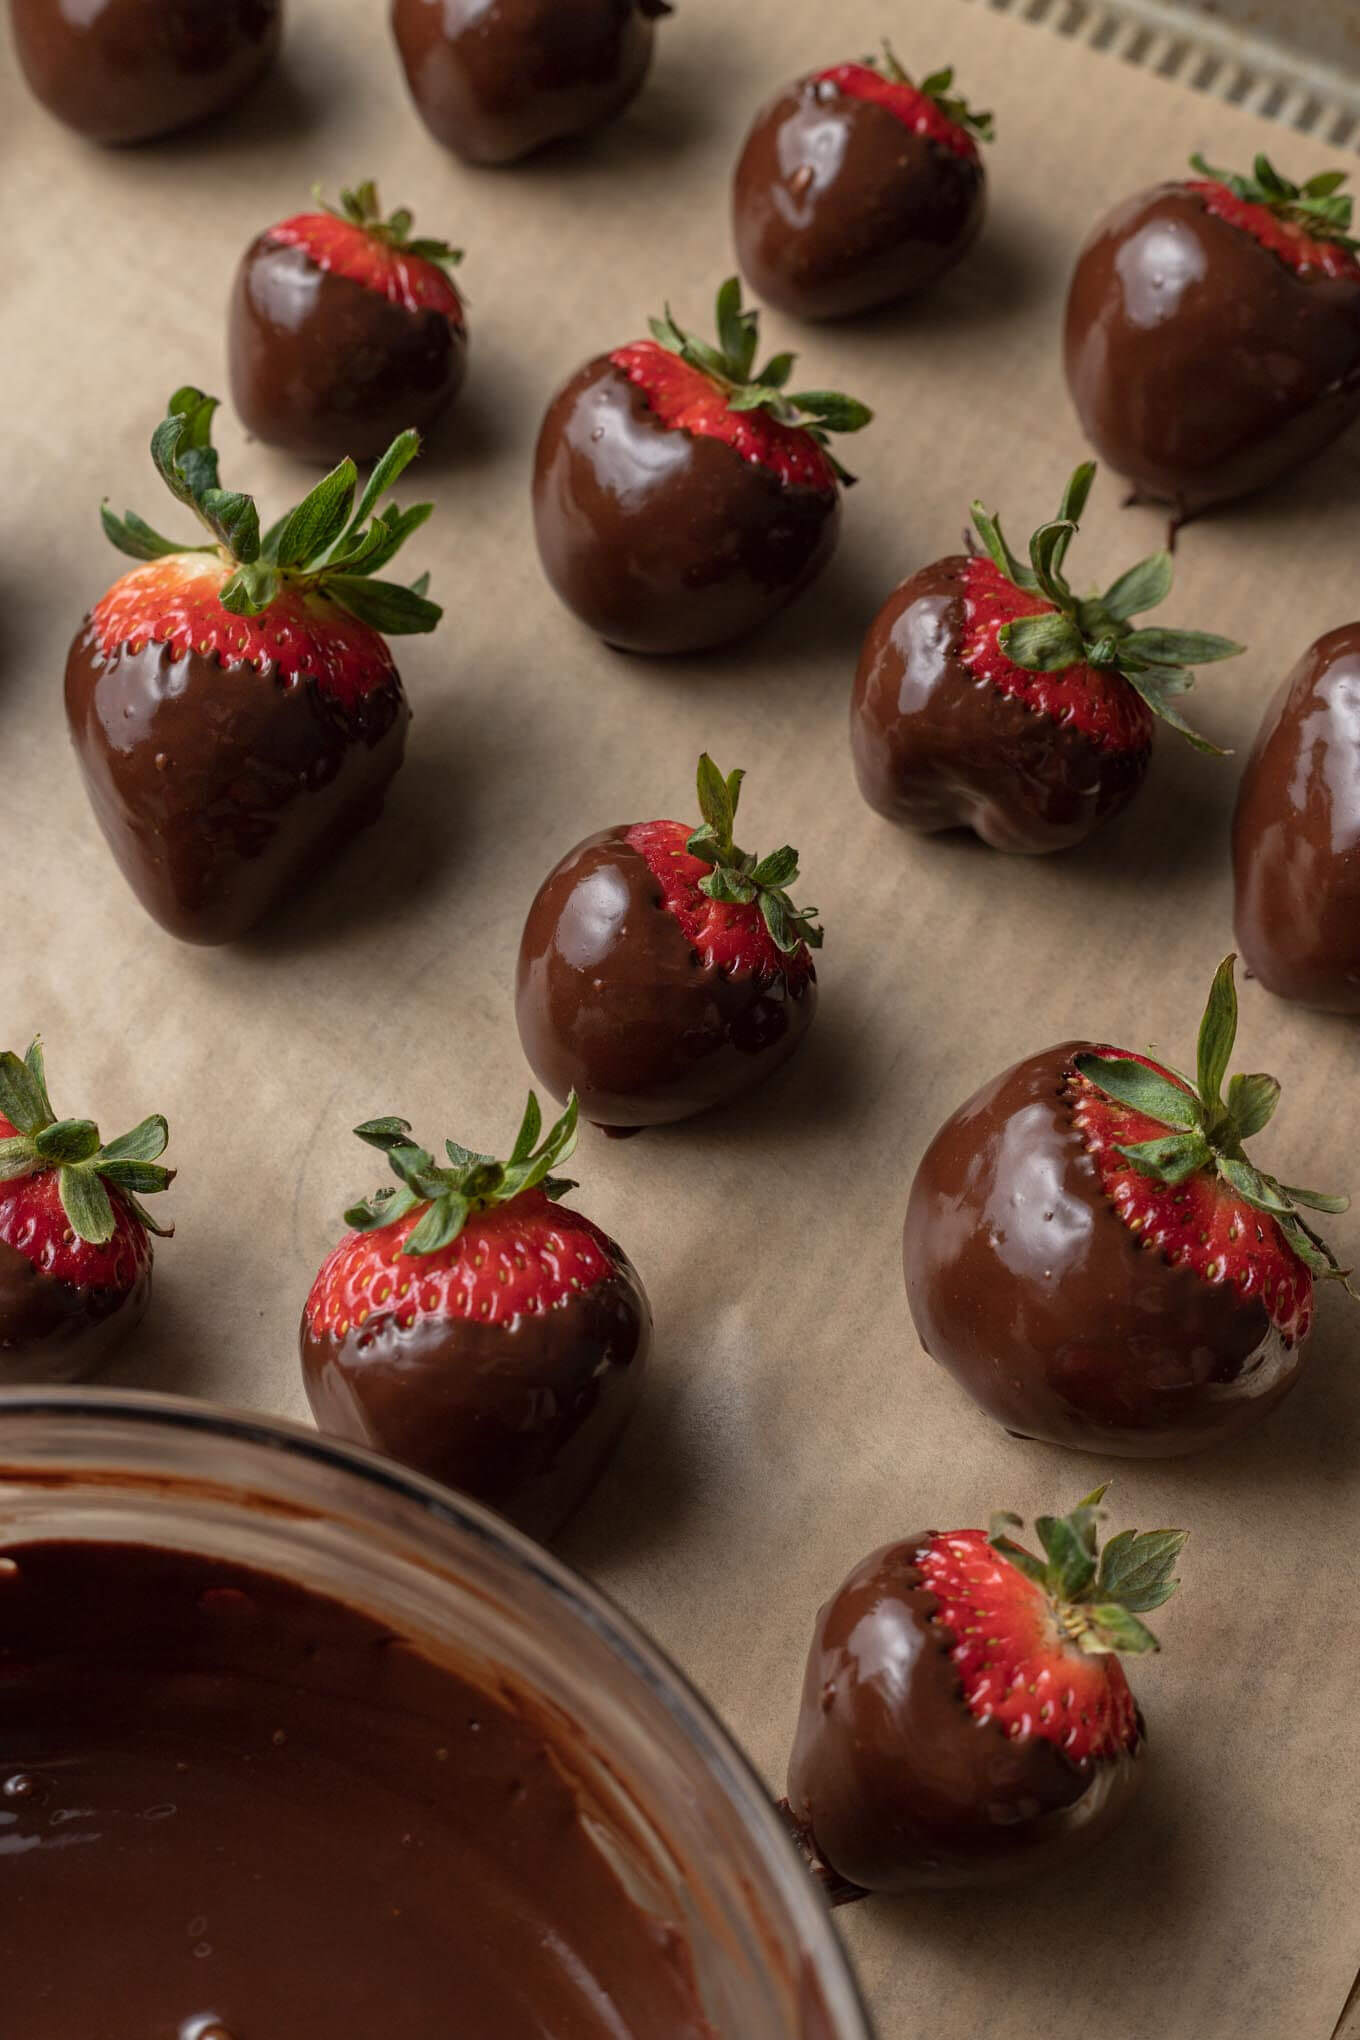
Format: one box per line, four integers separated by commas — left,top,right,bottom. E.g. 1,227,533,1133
300,1092,650,1540
230,180,468,465
786,1488,1184,1891
734,45,992,319
905,957,1353,1455
516,753,821,1130
0,1038,173,1384
1065,155,1360,512
851,462,1241,852
66,388,441,944
532,278,871,653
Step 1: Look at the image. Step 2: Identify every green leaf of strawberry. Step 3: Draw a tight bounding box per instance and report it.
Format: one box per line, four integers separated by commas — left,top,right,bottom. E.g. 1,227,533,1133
316,179,464,275
0,1037,174,1245
685,752,822,954
988,1487,1186,1656
1189,151,1358,252
972,464,1241,754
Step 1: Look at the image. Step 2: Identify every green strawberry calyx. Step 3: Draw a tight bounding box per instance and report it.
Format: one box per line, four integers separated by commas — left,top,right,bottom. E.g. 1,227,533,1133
100,388,442,637
0,1038,173,1245
970,461,1242,754
1189,152,1358,253
343,1092,579,1257
686,752,823,956
315,179,464,274
989,1485,1186,1656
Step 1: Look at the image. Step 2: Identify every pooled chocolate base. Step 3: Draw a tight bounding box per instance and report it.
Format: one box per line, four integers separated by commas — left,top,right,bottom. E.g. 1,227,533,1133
229,239,467,465
390,0,661,165
904,1044,1298,1455
301,1261,651,1541
9,0,282,145
516,827,816,1127
1064,183,1360,511
733,80,985,320
1233,622,1360,1012
786,1538,1141,1891
0,1538,714,2039
850,558,1149,853
533,357,840,654
64,632,409,944
0,1239,148,1385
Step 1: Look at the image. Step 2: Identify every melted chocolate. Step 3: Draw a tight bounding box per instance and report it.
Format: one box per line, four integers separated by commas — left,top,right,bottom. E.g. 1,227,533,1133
300,1257,650,1541
904,1044,1298,1455
9,0,281,145
229,238,467,465
0,1539,713,2038
732,77,985,320
1064,183,1360,510
1233,622,1360,1012
516,828,816,1128
785,1539,1141,1891
64,633,409,945
533,358,839,654
850,558,1149,853
390,0,664,166
0,1239,147,1385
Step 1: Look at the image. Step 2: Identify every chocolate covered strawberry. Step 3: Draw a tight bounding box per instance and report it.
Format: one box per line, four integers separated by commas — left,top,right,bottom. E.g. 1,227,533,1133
532,278,872,653
517,753,821,1130
733,45,992,321
67,389,440,944
301,1091,650,1540
851,462,1240,852
1066,154,1360,513
905,958,1353,1455
230,180,468,465
786,1488,1183,1891
0,1038,173,1384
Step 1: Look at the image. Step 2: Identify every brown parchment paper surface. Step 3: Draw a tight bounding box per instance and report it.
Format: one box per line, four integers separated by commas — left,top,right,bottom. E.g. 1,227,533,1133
2,1,1358,2034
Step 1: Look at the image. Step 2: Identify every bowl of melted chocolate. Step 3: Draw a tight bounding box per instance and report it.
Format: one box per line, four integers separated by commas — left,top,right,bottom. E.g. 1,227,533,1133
0,1389,868,2040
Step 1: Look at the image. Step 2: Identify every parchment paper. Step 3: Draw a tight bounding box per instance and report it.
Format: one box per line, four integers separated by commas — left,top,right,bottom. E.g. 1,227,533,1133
3,2,1358,2034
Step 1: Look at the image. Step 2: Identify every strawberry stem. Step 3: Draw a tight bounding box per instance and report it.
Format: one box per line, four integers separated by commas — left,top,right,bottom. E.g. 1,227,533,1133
969,464,1241,755
988,1487,1186,1656
343,1093,580,1257
0,1038,174,1245
867,45,994,142
313,179,464,274
1189,151,1357,252
686,753,823,954
1073,957,1355,1292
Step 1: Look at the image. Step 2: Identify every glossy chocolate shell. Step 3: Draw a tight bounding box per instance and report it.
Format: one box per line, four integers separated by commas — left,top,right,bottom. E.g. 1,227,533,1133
850,558,1150,853
733,76,985,320
1064,182,1360,511
229,236,467,465
533,356,840,654
786,1538,1142,1891
904,1043,1299,1454
64,633,409,944
0,1238,149,1384
516,827,816,1128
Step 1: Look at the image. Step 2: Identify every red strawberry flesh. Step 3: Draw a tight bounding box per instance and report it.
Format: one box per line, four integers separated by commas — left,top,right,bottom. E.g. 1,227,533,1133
816,62,979,161
303,1187,616,1338
267,212,465,320
609,341,839,493
625,818,814,984
961,554,1155,753
1188,179,1360,282
0,1114,150,1298
919,1528,1140,1762
92,556,397,710
1067,1050,1312,1342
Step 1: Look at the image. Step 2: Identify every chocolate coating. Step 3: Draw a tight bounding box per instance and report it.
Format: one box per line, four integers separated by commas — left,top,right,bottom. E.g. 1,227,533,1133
0,1238,148,1385
516,827,816,1128
850,558,1149,853
2,1538,712,2038
1234,623,1360,1012
904,1044,1299,1455
64,634,409,945
733,78,985,320
786,1539,1141,1891
9,0,281,145
301,1255,651,1541
229,237,467,465
1064,183,1360,510
533,357,840,654
390,0,662,166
